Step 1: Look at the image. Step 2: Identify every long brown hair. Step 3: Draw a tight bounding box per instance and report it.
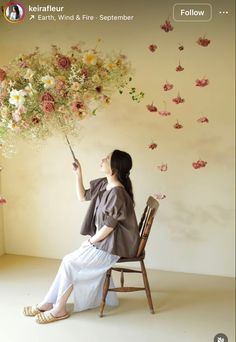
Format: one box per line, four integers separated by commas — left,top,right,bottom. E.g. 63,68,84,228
111,149,135,205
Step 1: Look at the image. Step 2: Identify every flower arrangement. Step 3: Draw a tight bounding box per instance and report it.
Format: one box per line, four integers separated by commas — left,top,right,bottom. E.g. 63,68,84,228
0,42,143,156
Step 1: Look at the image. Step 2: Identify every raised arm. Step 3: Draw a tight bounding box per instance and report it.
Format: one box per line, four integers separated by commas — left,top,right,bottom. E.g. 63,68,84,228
73,159,86,201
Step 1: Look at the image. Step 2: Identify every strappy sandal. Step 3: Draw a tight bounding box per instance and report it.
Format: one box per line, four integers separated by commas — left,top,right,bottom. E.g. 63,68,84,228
23,305,45,317
35,312,70,324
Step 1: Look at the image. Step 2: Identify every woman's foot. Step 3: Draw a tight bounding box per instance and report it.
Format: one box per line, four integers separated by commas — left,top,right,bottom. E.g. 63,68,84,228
37,302,53,311
46,307,68,318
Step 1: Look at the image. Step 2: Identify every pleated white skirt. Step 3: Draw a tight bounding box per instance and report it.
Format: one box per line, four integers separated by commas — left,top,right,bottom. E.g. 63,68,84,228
42,244,120,312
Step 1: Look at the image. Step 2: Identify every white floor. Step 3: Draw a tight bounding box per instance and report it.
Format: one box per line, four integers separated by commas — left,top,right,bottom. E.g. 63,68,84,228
0,254,234,342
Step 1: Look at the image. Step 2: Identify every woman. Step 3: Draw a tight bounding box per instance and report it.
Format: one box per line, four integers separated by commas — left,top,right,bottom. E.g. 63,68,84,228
9,5,20,20
23,150,140,324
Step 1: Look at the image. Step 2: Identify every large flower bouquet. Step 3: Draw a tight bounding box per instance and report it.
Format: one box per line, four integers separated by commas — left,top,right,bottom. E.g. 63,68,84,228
0,42,143,156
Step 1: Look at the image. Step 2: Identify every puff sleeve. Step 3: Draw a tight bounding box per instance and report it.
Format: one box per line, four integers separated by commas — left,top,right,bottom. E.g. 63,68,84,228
84,177,106,201
102,190,126,229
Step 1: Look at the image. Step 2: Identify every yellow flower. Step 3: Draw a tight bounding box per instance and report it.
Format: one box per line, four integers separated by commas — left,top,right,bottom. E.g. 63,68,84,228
105,62,116,71
83,52,97,65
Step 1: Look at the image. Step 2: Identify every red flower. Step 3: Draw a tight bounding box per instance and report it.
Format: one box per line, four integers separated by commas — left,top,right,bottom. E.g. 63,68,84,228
95,86,103,93
57,55,71,70
80,68,88,79
157,163,168,172
147,103,157,112
174,121,183,129
163,81,174,91
43,101,55,113
192,159,207,169
158,110,171,116
172,94,185,104
148,142,157,150
41,92,54,103
197,36,210,47
176,63,184,72
195,78,209,87
161,19,173,32
197,116,209,123
148,44,157,52
0,68,6,82
71,100,85,113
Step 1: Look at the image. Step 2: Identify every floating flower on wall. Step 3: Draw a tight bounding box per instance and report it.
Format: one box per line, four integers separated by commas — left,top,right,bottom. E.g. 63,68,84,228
146,103,157,112
172,92,185,104
160,19,174,32
176,62,184,72
195,78,209,87
192,159,208,169
197,36,211,47
163,81,174,91
0,197,6,205
157,163,168,171
148,44,157,52
173,120,183,129
197,116,209,123
153,193,166,200
148,142,157,150
178,44,184,51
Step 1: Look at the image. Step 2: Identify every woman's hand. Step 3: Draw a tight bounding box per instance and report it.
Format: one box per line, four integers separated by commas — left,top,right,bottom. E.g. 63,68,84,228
81,239,91,248
73,158,82,176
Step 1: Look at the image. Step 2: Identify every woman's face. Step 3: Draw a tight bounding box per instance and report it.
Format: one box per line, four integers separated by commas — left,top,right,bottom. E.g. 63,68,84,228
100,152,112,175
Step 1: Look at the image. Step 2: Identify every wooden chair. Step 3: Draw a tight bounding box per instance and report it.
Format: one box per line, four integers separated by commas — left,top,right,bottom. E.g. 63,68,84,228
99,196,159,317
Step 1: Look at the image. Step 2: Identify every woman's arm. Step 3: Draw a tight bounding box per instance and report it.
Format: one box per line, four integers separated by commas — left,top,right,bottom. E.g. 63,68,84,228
90,225,113,244
73,159,86,201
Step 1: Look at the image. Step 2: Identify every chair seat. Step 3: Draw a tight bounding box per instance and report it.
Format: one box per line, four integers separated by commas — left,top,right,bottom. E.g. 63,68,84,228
117,253,145,263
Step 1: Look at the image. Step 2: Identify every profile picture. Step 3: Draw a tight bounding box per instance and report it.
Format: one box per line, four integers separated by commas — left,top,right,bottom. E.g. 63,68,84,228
3,1,26,23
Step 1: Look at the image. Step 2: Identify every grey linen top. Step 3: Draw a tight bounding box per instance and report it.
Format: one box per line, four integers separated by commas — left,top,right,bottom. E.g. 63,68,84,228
80,177,140,258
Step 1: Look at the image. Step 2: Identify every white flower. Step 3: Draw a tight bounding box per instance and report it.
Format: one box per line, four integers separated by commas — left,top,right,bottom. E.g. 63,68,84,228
9,89,26,107
41,75,55,89
24,69,35,81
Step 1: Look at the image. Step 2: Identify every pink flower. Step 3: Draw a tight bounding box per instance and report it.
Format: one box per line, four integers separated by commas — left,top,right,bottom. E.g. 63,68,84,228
71,99,85,113
41,92,54,103
197,36,210,47
174,121,183,129
148,142,157,150
172,93,185,104
57,55,71,70
197,116,209,123
161,19,173,32
0,69,6,82
43,101,55,113
176,63,184,72
148,44,157,52
157,163,168,172
163,81,174,91
158,110,171,116
192,159,207,169
12,111,21,123
55,80,65,91
195,78,209,87
146,103,157,112
0,197,7,205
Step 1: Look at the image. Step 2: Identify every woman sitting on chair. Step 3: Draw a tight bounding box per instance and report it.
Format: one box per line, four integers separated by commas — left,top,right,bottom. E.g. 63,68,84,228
23,149,140,324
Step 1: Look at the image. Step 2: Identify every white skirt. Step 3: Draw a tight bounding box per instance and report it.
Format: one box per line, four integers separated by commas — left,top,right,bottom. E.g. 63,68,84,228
42,244,120,312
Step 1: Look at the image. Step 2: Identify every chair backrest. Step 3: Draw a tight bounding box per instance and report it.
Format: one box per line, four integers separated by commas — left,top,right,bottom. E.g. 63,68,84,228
136,196,159,257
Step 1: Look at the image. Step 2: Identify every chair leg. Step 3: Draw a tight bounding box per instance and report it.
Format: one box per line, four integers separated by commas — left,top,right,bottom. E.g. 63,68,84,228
99,268,111,317
140,260,155,314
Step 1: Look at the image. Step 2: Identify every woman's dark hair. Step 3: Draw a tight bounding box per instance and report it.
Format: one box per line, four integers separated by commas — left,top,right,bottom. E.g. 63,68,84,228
111,149,135,205
13,5,20,19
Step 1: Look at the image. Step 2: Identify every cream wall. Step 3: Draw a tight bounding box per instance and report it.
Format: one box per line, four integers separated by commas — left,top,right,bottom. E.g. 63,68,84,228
0,0,235,276
0,169,5,256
